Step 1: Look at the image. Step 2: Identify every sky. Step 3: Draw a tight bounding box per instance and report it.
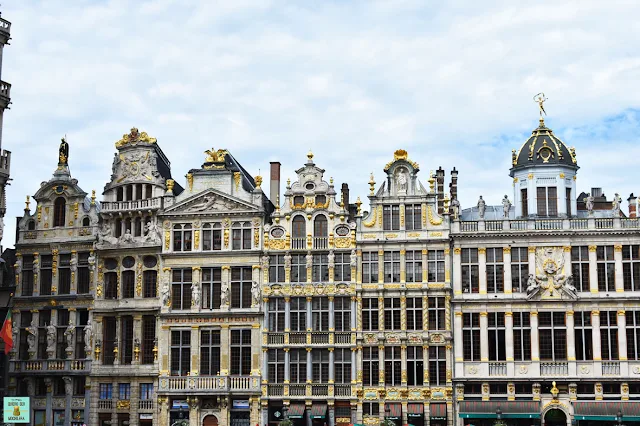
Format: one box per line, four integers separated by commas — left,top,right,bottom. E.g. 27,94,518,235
2,0,640,248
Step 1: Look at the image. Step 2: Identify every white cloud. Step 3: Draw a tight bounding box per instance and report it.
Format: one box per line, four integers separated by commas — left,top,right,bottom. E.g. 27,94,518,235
2,0,640,248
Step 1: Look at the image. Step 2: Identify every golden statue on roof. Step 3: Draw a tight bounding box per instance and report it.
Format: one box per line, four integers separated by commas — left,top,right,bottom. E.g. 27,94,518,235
204,148,228,163
115,127,157,148
533,93,548,117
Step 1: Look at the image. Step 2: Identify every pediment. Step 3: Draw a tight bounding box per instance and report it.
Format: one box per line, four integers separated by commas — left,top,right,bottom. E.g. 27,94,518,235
163,189,259,215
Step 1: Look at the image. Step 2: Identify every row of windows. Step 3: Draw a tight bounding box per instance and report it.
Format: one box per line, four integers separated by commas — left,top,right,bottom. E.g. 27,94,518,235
101,316,156,365
462,311,639,362
268,297,352,332
383,204,423,231
170,329,251,376
171,267,253,310
361,345,446,386
268,348,352,384
98,383,154,400
362,250,445,283
464,382,640,397
103,270,157,299
361,297,446,331
269,253,352,283
172,222,254,252
20,253,92,297
18,310,89,361
520,187,571,217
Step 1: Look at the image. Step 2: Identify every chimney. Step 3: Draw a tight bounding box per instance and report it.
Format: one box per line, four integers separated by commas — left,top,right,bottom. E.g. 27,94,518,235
269,162,281,207
449,167,458,213
591,187,603,198
436,167,445,214
341,183,350,209
629,193,637,218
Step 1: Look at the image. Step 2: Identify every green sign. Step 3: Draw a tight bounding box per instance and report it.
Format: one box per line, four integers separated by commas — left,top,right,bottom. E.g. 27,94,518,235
3,397,30,424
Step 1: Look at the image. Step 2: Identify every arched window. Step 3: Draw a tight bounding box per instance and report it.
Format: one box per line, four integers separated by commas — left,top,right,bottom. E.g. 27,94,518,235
53,197,66,227
134,217,142,237
27,220,36,230
292,216,306,239
173,224,193,252
115,218,122,238
82,217,90,227
314,215,328,237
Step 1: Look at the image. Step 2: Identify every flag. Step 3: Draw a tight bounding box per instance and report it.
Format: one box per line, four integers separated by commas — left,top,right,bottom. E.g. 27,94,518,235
0,310,13,354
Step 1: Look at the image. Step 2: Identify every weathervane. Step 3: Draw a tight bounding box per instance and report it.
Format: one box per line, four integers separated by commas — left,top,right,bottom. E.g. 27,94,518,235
533,92,548,118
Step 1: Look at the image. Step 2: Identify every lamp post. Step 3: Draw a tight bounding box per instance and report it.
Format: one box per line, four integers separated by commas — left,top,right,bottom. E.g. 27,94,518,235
617,411,623,426
283,406,289,421
496,407,502,421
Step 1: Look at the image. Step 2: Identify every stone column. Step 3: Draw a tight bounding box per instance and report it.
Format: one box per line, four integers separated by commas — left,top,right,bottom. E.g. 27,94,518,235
159,323,170,375
94,316,103,365
557,172,567,216
378,345,385,385
192,267,201,312
592,310,602,361
401,401,408,426
328,403,336,426
503,248,512,294
70,250,78,295
329,348,335,382
422,248,428,283
355,347,362,385
51,249,59,296
454,312,463,362
113,315,121,365
251,323,261,375
505,312,514,361
618,310,628,361
478,248,487,295
530,312,539,361
283,348,290,382
220,324,230,375
566,311,576,361
306,296,312,332
528,247,536,279
285,297,291,331
350,296,357,333
378,296,385,332
221,266,231,311
445,344,452,385
328,296,335,331
400,248,406,283
589,245,598,294
444,248,451,287
133,314,143,365
453,248,461,295
401,345,407,386
159,397,169,426
479,312,488,361
306,348,312,382
400,296,407,331
423,344,430,385
614,245,624,292
351,348,357,383
378,249,384,284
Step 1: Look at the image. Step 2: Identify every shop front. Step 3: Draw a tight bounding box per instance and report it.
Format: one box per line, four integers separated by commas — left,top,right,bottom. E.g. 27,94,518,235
170,400,190,425
573,402,640,426
385,403,402,426
407,403,425,426
430,403,447,426
310,403,328,426
459,401,540,426
269,402,306,426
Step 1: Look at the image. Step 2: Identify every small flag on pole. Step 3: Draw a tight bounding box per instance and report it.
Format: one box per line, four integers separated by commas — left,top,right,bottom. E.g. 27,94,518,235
0,310,13,354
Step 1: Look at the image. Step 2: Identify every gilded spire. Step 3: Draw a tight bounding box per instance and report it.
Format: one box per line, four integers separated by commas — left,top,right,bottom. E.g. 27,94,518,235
25,195,30,211
533,92,548,126
368,173,376,195
307,149,314,162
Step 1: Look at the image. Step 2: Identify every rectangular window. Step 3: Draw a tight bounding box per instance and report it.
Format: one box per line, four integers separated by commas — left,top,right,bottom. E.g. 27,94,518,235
486,248,504,293
383,205,401,231
268,298,285,332
202,267,222,310
289,348,306,383
141,315,156,364
232,225,252,250
334,348,352,384
77,252,91,294
21,255,34,296
428,250,445,282
231,267,252,309
461,248,479,293
140,383,154,400
171,269,192,310
406,250,423,283
334,297,351,332
362,252,379,283
40,254,53,296
268,349,285,383
597,246,615,292
312,349,330,382
290,254,306,283
102,316,116,365
122,270,135,299
407,346,424,386
406,297,423,331
537,186,558,217
623,245,640,291
99,383,113,400
362,347,379,386
362,298,379,331
56,309,69,359
58,254,71,295
269,255,285,283
363,403,379,417
200,330,221,376
626,311,640,360
38,310,51,360
429,346,446,386
488,312,506,361
384,298,401,331
230,329,251,375
118,383,131,400
405,204,422,231
575,312,593,361
173,224,192,252
428,297,446,331
120,315,133,365
566,188,572,216
334,252,352,282
538,312,566,361
143,270,157,298
571,246,590,292
385,346,401,386
202,223,222,251
513,312,531,361
290,297,306,332
600,311,619,361
511,248,529,292
312,253,329,282
75,309,88,358
463,313,480,361
312,297,329,331
383,251,401,283
104,272,118,299
521,188,528,217
170,330,191,376
19,311,32,361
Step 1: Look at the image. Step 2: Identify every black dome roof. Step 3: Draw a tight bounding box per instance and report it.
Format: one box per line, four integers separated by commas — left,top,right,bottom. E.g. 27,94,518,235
511,118,578,171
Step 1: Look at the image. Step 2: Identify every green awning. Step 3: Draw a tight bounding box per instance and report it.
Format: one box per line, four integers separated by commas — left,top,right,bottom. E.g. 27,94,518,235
310,403,327,419
385,403,402,419
287,404,305,419
459,401,540,419
573,402,640,421
430,403,448,420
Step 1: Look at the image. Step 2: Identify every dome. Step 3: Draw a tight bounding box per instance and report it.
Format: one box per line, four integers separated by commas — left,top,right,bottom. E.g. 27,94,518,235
511,118,578,172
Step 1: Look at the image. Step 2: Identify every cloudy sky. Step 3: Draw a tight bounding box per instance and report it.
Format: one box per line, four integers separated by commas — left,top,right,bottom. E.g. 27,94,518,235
2,0,640,247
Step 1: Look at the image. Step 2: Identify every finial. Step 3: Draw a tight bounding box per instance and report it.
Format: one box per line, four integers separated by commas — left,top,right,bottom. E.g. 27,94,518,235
533,92,548,124
307,149,314,162
166,179,175,193
428,170,436,193
91,190,96,206
25,195,31,211
275,195,280,212
287,178,291,187
355,197,362,215
255,174,263,188
330,177,334,185
368,172,376,195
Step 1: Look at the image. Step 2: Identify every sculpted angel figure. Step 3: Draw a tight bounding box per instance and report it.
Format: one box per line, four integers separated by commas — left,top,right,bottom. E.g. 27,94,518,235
191,281,201,308
526,274,539,295
612,193,622,217
65,322,75,349
188,196,218,212
350,249,357,268
160,277,170,307
502,195,512,218
585,193,595,214
477,196,486,219
144,220,162,243
220,281,230,307
284,252,292,269
84,319,93,352
46,323,56,353
396,169,408,192
251,281,261,307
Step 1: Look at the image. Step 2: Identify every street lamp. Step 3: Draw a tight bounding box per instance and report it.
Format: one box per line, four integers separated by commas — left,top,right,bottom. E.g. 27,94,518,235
617,411,623,426
496,407,502,421
283,406,289,421
385,406,391,419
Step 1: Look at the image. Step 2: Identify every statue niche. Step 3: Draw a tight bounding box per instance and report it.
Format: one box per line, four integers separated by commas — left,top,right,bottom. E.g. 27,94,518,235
526,247,577,299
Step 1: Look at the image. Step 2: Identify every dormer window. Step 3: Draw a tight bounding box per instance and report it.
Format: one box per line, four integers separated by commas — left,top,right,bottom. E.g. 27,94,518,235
53,197,66,227
293,196,305,207
27,220,36,230
315,195,326,205
537,187,558,217
82,217,90,227
305,183,315,190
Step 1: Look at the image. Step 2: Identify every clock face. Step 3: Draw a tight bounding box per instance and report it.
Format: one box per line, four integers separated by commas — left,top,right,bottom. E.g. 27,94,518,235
54,185,65,195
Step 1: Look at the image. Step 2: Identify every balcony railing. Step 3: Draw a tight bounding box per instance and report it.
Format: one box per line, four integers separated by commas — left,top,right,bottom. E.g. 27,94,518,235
602,361,620,375
291,238,306,250
313,237,329,249
460,221,479,232
455,216,635,232
488,362,507,376
289,332,306,345
138,400,154,410
268,333,284,345
100,197,163,213
335,385,352,397
312,385,328,396
98,400,113,410
290,384,306,396
158,375,260,393
596,218,614,229
335,332,352,344
541,362,568,376
12,359,91,373
485,221,503,231
535,219,563,230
